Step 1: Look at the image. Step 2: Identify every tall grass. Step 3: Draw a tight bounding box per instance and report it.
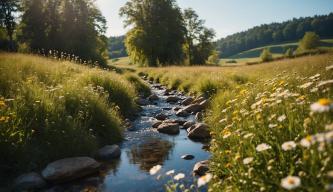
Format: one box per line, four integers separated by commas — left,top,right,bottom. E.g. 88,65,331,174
0,53,141,179
141,54,333,191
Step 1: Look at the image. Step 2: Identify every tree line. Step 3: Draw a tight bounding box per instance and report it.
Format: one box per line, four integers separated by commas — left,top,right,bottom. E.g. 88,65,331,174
0,0,108,66
108,36,127,59
217,13,333,58
120,0,216,67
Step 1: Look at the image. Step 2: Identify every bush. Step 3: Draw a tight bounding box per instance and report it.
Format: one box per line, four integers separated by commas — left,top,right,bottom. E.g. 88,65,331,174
260,48,273,62
284,48,294,58
298,32,320,50
207,51,220,65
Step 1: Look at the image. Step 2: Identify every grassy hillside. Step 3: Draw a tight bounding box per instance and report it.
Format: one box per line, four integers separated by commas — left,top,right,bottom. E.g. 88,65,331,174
0,53,148,179
228,39,333,60
141,54,333,191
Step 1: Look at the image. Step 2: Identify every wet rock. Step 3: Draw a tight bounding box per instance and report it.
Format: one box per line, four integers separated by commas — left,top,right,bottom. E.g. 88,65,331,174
202,144,210,151
182,97,194,106
41,157,100,183
155,113,168,121
176,109,190,117
195,112,203,121
183,104,203,113
187,123,210,140
166,96,180,103
192,97,206,105
152,121,163,128
181,154,195,160
135,98,149,106
163,119,186,125
183,121,195,129
173,106,181,111
96,145,121,160
163,107,172,111
164,89,171,96
14,172,46,191
82,177,101,186
193,160,209,176
148,94,159,101
199,100,209,109
157,123,180,135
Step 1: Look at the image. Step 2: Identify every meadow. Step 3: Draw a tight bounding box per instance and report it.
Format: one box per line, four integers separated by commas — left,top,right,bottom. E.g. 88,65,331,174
0,53,149,179
140,54,333,191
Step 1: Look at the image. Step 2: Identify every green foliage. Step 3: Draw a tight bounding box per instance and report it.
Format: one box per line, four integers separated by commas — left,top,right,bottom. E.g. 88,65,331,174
217,13,333,58
298,32,320,50
124,73,151,97
207,51,220,65
0,0,20,51
260,48,273,62
18,0,108,66
109,36,128,58
120,0,185,67
284,48,294,58
183,8,216,65
0,53,140,178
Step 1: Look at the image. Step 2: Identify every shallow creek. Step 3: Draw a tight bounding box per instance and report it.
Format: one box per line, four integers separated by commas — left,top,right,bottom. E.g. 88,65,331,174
99,82,211,192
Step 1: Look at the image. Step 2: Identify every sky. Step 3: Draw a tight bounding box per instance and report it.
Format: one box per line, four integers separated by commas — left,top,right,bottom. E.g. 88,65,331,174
96,0,333,39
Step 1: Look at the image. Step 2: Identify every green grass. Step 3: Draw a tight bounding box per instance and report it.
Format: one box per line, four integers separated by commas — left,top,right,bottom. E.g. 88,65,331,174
141,54,333,191
0,53,144,181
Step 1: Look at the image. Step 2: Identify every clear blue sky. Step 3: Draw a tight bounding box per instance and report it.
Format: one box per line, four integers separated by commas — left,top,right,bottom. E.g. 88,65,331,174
96,0,333,39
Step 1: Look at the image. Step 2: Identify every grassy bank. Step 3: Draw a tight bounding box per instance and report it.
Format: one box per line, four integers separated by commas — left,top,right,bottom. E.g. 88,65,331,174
141,54,333,191
0,53,147,180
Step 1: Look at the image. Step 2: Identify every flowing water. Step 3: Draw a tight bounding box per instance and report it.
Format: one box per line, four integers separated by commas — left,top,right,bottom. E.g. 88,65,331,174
99,82,211,192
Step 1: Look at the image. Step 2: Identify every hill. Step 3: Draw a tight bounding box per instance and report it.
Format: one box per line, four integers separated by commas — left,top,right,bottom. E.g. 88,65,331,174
217,13,333,58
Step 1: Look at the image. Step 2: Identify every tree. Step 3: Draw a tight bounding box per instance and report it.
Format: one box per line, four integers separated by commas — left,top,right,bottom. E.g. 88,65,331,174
120,0,185,67
284,48,294,58
207,50,220,65
298,32,320,50
260,48,273,62
0,0,20,50
183,8,215,65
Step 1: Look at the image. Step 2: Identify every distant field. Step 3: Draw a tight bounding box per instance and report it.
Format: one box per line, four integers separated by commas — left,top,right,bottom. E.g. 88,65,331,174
224,39,333,60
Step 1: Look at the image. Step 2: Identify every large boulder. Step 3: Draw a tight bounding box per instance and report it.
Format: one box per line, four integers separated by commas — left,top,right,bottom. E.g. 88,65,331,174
41,157,100,183
157,123,180,135
183,104,203,113
166,96,180,103
163,119,186,125
14,172,46,191
155,113,168,121
187,123,210,140
199,100,209,109
193,160,209,176
176,109,190,117
192,97,206,105
183,121,195,129
96,145,121,160
182,97,194,106
195,112,203,121
152,121,163,128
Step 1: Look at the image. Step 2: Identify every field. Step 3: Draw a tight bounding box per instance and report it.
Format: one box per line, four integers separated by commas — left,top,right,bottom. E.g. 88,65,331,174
140,54,333,191
0,53,149,181
220,39,333,65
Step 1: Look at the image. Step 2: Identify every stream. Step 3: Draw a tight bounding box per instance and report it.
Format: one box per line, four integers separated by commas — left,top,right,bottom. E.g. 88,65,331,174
99,81,211,192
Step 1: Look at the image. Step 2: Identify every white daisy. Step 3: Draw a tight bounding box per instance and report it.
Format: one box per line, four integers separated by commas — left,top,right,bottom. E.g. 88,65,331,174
256,143,272,152
197,173,213,188
281,176,301,190
173,173,185,180
166,170,175,176
243,157,254,165
278,115,287,122
281,141,297,151
310,99,333,113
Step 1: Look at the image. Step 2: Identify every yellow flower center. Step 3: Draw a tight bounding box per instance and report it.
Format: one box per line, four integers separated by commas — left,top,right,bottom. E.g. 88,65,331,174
288,178,295,185
319,99,331,106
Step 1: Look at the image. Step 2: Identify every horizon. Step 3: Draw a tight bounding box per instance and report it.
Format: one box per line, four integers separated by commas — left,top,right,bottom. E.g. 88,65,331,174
96,0,333,39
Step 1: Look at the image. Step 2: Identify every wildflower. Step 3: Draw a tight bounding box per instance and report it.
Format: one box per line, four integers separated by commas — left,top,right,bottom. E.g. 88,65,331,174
318,80,333,89
256,143,271,152
278,115,287,122
298,82,313,89
243,157,254,165
300,136,314,148
281,141,297,151
269,124,278,128
174,173,185,180
310,99,333,113
149,165,162,175
197,173,213,188
166,170,175,176
223,130,232,139
243,133,254,139
281,176,301,190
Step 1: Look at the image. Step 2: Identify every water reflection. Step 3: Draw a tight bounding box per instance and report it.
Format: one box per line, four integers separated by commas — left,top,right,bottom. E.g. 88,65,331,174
127,138,174,172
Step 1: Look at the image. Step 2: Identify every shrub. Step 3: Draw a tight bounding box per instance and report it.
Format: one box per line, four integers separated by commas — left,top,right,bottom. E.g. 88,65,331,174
207,51,220,65
260,48,273,62
298,32,320,50
284,48,294,58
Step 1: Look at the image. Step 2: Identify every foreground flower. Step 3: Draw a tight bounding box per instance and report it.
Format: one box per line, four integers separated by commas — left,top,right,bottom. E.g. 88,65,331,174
197,173,213,188
281,141,297,151
174,173,185,180
243,157,254,165
310,99,333,113
166,170,175,176
278,115,287,122
300,136,314,148
149,165,162,175
256,143,271,152
281,176,301,190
